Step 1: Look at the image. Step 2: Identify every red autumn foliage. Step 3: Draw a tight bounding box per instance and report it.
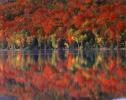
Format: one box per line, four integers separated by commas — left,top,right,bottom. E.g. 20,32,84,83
116,20,125,32
0,0,125,44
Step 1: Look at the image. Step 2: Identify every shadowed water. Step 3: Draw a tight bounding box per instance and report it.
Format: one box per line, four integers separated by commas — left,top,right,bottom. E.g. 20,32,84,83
0,49,126,100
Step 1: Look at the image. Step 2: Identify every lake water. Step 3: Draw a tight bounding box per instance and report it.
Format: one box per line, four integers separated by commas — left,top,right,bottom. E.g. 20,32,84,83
0,49,126,100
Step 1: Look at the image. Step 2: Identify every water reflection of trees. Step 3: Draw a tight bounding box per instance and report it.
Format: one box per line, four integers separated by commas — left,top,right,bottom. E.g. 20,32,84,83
0,50,126,71
0,50,125,99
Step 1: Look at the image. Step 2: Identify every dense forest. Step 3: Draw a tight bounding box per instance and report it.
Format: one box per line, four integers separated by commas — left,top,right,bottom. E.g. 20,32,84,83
0,0,126,49
0,1,126,99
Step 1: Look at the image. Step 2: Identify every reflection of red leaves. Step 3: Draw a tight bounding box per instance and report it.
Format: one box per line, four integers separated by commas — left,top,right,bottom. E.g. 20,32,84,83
55,77,68,89
109,76,118,86
15,77,26,83
74,69,85,87
98,73,111,86
117,67,126,78
43,64,55,79
109,59,116,73
67,53,75,69
32,74,47,90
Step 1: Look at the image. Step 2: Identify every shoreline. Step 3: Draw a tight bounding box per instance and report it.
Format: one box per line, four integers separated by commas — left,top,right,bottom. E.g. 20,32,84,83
0,48,126,52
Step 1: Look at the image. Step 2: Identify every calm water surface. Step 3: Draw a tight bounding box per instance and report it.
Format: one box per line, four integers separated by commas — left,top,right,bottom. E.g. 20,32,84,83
0,49,126,100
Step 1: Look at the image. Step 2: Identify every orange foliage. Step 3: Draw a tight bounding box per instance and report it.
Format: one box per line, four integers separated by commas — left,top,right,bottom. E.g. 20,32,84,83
0,0,125,43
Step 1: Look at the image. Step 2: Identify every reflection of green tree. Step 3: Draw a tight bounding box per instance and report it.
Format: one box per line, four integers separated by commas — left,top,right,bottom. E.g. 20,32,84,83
82,50,96,67
51,51,57,66
122,59,126,66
